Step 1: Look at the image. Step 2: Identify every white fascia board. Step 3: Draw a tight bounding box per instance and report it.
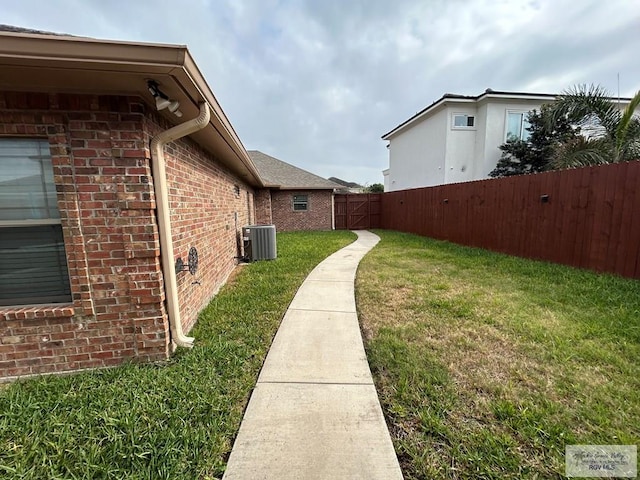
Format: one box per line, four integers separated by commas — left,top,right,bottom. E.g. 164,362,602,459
479,93,557,103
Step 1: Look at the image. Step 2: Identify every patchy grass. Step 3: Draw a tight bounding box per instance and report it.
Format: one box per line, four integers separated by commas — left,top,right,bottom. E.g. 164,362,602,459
356,230,640,479
0,230,356,480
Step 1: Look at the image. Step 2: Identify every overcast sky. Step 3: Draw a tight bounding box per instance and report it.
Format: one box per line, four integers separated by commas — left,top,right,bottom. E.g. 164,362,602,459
2,0,639,185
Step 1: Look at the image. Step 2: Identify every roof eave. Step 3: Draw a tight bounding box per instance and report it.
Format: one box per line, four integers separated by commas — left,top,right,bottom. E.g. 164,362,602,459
480,91,556,100
0,31,265,187
382,90,561,140
382,97,475,140
0,30,188,66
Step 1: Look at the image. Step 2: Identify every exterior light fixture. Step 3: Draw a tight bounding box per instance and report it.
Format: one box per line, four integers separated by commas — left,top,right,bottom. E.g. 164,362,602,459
147,80,182,118
155,97,172,110
167,100,182,117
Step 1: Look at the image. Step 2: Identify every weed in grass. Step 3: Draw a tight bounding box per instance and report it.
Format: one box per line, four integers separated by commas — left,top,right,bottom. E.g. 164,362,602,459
0,231,356,479
357,230,639,480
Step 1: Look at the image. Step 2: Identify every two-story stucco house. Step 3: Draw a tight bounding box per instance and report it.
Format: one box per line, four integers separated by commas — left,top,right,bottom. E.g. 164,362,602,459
381,89,556,191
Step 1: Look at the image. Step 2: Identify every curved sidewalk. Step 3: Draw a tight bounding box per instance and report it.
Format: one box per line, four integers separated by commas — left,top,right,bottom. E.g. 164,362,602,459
223,230,403,480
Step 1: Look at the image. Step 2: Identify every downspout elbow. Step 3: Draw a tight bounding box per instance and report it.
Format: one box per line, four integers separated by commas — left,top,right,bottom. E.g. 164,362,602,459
151,102,211,349
151,102,211,151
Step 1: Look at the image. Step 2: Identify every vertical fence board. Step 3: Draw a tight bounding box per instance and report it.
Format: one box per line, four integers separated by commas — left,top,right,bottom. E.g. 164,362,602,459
623,177,640,277
585,165,610,271
556,169,575,266
614,164,639,275
522,174,538,260
604,163,627,273
334,195,347,230
573,167,594,269
540,171,555,261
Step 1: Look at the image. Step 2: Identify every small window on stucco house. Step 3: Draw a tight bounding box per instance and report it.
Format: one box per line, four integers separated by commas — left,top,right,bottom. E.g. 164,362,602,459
292,194,308,211
0,138,72,306
453,114,475,128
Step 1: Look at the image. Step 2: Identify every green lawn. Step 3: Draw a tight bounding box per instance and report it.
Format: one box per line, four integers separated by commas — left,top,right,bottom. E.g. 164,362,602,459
0,230,356,480
356,230,640,479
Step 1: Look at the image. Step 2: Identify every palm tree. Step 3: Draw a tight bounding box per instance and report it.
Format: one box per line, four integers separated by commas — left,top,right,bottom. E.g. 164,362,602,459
548,84,640,168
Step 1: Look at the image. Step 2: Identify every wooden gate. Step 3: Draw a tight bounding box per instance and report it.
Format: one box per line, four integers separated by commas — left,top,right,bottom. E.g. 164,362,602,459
334,194,381,230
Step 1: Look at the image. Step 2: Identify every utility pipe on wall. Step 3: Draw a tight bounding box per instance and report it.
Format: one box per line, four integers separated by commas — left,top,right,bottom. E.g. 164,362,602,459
150,102,211,348
331,193,335,230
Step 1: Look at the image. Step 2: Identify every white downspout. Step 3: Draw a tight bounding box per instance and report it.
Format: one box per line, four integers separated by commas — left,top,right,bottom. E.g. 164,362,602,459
331,192,335,230
150,102,210,348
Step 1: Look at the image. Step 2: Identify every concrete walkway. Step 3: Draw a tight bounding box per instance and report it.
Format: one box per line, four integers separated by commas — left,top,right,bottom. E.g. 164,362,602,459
223,230,403,480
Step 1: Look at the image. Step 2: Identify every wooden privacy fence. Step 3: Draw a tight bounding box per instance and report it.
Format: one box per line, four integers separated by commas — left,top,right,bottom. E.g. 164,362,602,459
334,194,381,230
380,161,640,279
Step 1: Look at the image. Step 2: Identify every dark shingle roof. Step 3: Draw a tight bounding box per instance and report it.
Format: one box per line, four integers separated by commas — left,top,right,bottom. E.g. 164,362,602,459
248,151,340,190
328,177,362,188
0,24,73,37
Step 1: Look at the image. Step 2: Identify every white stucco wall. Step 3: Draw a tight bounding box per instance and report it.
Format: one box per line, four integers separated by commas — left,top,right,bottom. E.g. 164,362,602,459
382,168,389,192
386,107,448,191
472,103,489,179
445,107,477,184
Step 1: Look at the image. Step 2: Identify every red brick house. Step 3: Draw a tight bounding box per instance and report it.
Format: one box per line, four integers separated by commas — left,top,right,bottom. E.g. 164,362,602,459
249,150,340,231
0,28,266,380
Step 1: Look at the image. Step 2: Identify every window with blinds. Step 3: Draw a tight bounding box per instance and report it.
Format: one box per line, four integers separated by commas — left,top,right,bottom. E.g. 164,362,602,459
0,139,72,306
293,194,308,211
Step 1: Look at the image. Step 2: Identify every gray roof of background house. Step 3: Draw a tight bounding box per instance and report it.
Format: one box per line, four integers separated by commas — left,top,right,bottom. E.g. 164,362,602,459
0,24,72,36
248,150,341,190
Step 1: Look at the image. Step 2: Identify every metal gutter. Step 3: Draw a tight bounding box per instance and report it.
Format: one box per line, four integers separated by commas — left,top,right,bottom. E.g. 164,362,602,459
0,30,265,187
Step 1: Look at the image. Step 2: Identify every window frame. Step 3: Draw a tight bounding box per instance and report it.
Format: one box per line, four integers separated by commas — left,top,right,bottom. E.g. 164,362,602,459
292,194,309,212
452,113,475,130
0,137,72,307
505,110,532,142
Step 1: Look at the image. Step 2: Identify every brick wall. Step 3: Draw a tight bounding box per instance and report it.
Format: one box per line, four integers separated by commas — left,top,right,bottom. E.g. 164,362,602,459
270,190,334,231
0,92,253,380
254,189,273,225
144,116,253,334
